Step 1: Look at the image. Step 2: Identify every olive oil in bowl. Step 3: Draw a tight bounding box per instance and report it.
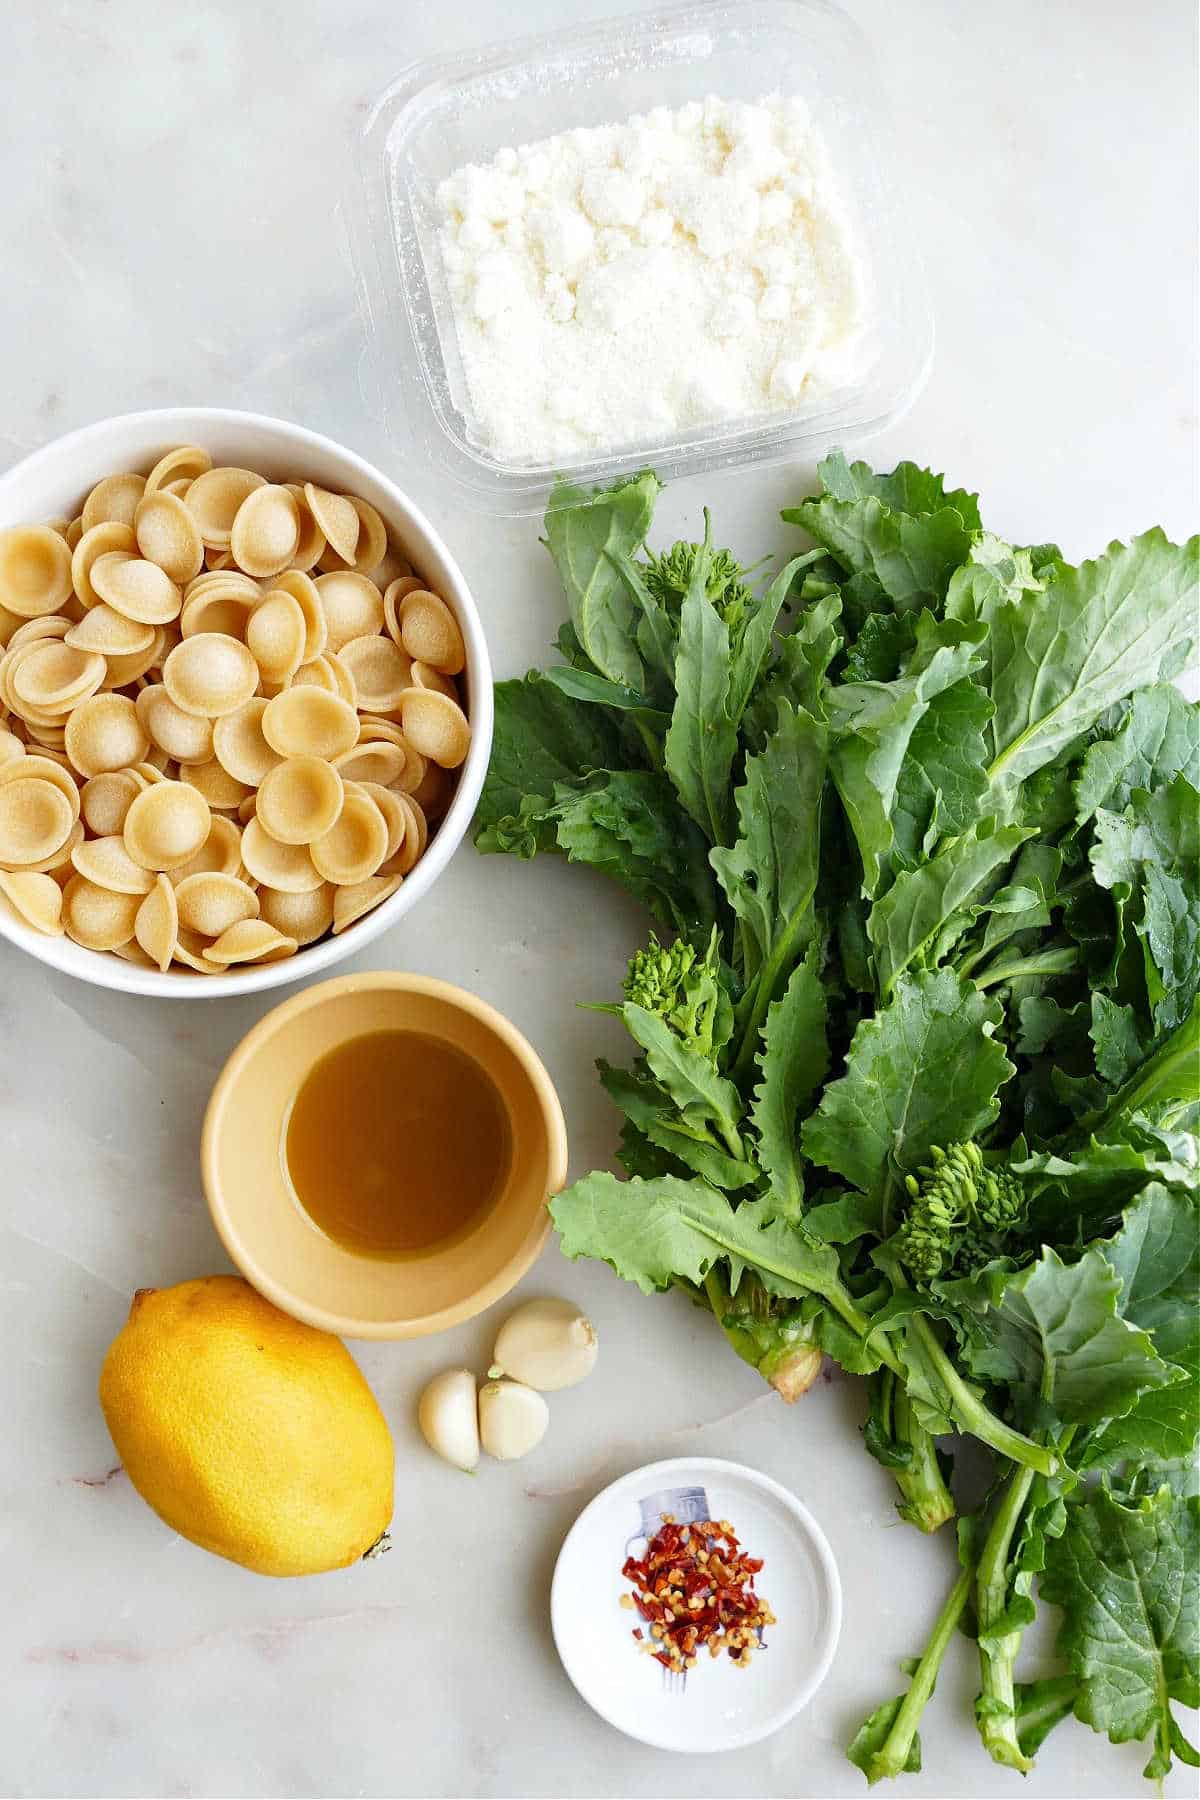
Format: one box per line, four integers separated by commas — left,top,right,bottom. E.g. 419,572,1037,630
282,1029,511,1258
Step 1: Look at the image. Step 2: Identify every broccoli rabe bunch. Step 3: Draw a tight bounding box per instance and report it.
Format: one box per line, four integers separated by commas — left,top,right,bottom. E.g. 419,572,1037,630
894,1142,1028,1286
623,928,733,1065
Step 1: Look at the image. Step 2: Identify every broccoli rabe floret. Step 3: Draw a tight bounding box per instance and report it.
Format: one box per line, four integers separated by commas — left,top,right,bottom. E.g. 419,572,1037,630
623,928,733,1064
894,1142,1028,1286
641,538,755,635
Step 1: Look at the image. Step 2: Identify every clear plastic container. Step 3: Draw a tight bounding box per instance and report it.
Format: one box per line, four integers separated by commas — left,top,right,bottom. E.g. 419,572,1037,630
350,0,931,515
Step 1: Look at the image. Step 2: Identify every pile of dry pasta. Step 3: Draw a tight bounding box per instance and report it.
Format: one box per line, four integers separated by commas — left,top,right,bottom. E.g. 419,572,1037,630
0,446,469,974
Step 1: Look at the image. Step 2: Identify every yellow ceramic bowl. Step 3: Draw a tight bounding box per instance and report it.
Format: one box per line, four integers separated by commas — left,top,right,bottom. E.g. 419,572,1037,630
202,973,568,1339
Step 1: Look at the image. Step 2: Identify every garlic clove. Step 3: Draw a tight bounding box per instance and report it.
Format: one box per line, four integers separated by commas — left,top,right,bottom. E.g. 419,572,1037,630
417,1367,480,1472
478,1379,549,1462
489,1296,599,1391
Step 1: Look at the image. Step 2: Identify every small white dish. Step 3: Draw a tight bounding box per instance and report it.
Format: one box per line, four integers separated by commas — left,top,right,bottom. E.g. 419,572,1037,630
550,1456,841,1753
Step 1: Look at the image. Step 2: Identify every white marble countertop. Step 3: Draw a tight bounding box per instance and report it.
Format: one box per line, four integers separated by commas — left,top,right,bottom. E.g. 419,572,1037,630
1,3,1196,1796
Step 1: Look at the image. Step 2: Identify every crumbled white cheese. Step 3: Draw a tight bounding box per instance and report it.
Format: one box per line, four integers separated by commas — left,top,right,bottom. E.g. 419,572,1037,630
435,94,866,465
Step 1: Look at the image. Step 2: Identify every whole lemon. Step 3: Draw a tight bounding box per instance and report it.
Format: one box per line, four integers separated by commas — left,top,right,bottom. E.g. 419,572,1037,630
99,1276,394,1577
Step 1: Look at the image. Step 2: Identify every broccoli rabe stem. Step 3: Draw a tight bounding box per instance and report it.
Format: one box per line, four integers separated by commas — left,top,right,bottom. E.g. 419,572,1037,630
876,1244,1057,1477
891,1384,956,1534
974,1462,1037,1771
905,1313,1057,1476
865,1370,955,1532
730,916,812,1084
864,1564,973,1782
972,946,1078,990
974,1426,1076,1769
701,1270,823,1400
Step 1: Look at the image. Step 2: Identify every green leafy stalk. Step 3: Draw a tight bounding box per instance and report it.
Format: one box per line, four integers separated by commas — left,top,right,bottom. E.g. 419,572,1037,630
972,945,1079,989
864,1368,956,1532
749,947,829,1223
1012,1676,1078,1760
702,1268,823,1400
662,512,738,845
543,470,660,689
712,700,828,1067
984,528,1199,797
551,1170,904,1376
891,1380,956,1534
903,1311,1058,1476
974,1461,1039,1770
849,1564,973,1783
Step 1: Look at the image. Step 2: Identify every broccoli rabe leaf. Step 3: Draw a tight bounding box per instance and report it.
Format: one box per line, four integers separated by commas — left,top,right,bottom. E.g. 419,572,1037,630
1091,776,1200,895
847,1695,923,1782
750,947,829,1223
1089,994,1148,1088
843,611,915,684
985,529,1199,798
662,518,738,844
825,625,986,895
550,1170,850,1312
1090,780,1200,1036
621,1004,745,1154
727,552,818,723
543,470,659,689
711,699,827,980
1040,1482,1200,1779
890,678,995,862
598,1062,756,1191
802,970,1014,1201
958,1245,1179,1427
551,770,718,935
1083,1183,1200,1470
745,592,843,737
475,669,626,838
868,823,1031,1000
1073,684,1200,829
784,488,974,614
815,451,982,531
540,663,668,725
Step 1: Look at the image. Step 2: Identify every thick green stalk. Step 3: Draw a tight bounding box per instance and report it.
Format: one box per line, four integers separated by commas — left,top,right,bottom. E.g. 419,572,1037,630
974,1462,1037,1770
865,1565,973,1782
715,1116,747,1162
973,946,1079,990
891,1384,956,1534
875,1250,1056,1476
975,1425,1076,1769
701,1270,823,1400
906,1314,1058,1476
730,910,814,1084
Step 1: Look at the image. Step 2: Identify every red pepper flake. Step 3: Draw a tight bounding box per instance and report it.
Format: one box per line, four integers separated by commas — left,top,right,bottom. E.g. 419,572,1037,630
621,1516,776,1675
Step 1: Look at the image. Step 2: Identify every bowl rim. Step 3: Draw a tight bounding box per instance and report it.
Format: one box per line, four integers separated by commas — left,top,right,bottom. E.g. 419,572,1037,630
0,406,493,999
201,970,569,1338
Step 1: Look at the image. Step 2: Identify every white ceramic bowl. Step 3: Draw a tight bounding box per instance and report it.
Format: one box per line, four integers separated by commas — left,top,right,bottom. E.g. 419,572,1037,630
0,408,493,998
551,1456,842,1753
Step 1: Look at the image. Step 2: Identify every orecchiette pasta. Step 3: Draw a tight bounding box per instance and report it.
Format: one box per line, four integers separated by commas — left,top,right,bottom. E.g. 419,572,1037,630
0,448,469,972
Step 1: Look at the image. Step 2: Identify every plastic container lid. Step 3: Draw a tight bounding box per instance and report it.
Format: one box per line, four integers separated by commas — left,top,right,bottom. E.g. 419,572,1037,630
349,0,932,515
